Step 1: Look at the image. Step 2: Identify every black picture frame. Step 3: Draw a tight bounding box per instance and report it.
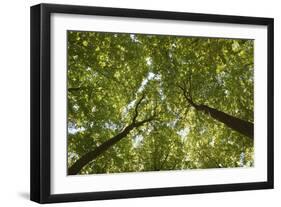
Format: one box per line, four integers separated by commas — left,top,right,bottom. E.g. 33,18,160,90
30,3,274,204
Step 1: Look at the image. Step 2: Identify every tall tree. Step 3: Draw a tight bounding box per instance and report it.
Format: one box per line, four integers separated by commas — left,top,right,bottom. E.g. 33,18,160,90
68,95,157,175
178,84,253,139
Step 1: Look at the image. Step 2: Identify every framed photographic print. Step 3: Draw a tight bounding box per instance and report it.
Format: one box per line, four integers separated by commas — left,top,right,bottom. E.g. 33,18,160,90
30,3,274,203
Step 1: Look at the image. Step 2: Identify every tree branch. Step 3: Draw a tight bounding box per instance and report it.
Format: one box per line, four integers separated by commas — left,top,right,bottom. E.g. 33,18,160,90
177,84,198,108
68,95,157,175
68,86,86,92
132,94,145,124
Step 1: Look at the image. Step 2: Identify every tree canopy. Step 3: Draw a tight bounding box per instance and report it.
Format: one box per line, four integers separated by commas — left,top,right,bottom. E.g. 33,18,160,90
67,31,254,175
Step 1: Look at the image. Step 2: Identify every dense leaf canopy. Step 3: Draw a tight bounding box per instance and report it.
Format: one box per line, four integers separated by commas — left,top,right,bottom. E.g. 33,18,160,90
67,31,254,175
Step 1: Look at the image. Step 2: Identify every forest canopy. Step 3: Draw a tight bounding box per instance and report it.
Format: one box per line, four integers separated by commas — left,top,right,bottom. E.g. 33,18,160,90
67,31,254,175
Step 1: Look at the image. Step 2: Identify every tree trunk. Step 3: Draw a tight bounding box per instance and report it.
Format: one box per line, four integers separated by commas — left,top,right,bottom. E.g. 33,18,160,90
194,103,254,140
68,118,153,175
178,85,254,140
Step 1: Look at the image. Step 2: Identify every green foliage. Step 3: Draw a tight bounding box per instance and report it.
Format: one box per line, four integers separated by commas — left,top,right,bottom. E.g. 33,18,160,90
67,31,254,174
